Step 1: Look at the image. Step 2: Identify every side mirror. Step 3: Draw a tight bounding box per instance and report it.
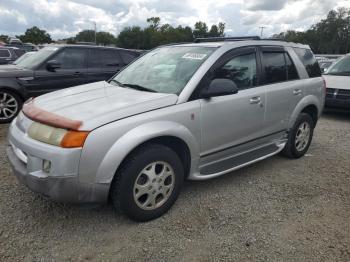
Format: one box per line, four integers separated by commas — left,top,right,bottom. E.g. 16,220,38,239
46,60,61,71
201,78,238,99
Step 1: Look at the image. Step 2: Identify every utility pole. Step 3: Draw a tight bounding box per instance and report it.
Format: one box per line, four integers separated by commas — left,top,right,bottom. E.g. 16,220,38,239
92,21,97,44
259,26,266,38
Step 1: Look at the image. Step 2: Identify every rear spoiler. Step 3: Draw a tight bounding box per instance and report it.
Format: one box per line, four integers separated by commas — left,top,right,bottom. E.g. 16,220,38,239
22,99,83,131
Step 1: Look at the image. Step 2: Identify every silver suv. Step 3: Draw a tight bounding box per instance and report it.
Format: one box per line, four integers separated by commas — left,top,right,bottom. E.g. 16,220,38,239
7,38,325,221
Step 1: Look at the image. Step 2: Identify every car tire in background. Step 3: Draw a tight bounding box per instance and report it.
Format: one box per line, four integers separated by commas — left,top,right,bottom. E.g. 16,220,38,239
0,89,22,124
282,113,314,159
110,144,184,222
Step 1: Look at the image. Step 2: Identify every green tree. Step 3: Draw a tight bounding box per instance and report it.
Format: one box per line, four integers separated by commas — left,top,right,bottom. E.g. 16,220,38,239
75,30,96,43
18,26,51,44
274,8,350,54
193,22,208,38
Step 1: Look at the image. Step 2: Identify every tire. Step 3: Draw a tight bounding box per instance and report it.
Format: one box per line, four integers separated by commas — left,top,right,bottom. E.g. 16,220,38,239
110,144,184,222
0,89,23,124
282,113,314,159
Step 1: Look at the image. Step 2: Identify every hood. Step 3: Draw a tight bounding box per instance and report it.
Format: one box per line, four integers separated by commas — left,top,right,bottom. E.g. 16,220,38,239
323,74,350,90
0,64,33,78
32,81,178,130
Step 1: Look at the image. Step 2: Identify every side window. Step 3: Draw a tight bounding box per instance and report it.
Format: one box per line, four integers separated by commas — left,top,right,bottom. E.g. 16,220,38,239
293,48,321,78
0,49,11,58
120,51,138,64
53,48,87,69
285,53,299,80
263,52,287,84
89,49,122,68
213,53,257,90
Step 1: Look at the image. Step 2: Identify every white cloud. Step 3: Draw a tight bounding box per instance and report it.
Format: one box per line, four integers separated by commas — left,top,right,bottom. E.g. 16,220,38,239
0,0,349,39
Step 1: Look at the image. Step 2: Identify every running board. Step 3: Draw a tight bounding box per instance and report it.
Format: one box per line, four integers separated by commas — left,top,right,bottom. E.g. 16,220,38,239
194,141,286,180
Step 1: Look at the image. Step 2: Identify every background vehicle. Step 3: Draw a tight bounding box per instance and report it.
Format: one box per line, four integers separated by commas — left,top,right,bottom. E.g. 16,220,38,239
323,54,350,109
7,37,324,221
0,47,25,65
0,45,141,123
315,54,343,73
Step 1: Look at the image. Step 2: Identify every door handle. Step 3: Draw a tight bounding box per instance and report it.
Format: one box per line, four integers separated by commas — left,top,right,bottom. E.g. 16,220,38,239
250,96,261,104
293,89,302,95
74,71,82,76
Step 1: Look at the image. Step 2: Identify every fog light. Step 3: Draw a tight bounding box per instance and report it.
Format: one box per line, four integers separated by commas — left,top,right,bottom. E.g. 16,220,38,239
42,160,51,173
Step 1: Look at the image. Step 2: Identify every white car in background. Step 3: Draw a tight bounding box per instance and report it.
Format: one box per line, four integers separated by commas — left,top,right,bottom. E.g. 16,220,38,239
323,54,350,109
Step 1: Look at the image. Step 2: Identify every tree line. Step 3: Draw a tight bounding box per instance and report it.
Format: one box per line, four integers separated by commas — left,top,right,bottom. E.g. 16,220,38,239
273,8,350,54
1,7,350,53
0,17,225,49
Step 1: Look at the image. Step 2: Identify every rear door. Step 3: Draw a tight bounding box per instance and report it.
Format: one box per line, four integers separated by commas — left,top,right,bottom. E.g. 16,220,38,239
32,47,88,95
87,48,124,83
259,46,302,135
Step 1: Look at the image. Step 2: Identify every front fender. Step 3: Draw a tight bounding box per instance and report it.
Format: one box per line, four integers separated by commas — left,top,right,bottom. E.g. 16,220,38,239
0,78,27,99
288,94,323,129
95,121,199,184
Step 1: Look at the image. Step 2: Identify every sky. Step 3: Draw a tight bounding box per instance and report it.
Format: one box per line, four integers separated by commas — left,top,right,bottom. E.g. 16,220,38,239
1,0,350,40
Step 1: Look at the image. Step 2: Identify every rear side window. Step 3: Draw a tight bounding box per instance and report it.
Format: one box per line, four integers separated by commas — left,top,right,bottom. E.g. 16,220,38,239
120,51,138,64
285,53,299,80
0,49,11,58
293,48,321,78
262,51,299,84
89,49,122,68
263,52,287,84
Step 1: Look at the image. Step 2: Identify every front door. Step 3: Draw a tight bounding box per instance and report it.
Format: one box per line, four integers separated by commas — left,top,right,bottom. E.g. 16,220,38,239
29,47,88,96
199,47,266,158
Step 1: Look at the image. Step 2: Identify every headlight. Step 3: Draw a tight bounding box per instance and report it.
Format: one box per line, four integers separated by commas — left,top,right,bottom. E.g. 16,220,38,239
28,122,89,148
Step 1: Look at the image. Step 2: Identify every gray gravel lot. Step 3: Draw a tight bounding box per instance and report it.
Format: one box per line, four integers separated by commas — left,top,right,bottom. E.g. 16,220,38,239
0,112,349,262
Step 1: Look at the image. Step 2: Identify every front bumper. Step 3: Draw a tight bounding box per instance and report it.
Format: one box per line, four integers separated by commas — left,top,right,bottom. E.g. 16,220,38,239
325,98,350,109
6,117,109,204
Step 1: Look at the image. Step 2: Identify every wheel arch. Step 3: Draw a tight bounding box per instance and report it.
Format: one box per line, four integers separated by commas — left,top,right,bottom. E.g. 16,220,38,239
288,95,322,130
94,121,199,187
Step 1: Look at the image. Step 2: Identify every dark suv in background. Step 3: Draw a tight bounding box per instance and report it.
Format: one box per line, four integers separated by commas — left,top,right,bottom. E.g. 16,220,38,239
0,47,25,65
0,45,141,123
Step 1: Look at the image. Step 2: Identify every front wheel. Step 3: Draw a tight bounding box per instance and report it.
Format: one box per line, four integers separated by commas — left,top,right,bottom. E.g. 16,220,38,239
282,113,314,158
0,90,22,124
110,144,184,222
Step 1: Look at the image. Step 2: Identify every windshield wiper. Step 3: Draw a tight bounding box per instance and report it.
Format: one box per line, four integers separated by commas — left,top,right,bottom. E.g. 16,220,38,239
109,79,125,87
123,83,157,93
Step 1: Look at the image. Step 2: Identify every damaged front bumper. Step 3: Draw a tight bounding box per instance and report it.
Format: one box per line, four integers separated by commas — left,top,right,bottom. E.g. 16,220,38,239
6,116,109,204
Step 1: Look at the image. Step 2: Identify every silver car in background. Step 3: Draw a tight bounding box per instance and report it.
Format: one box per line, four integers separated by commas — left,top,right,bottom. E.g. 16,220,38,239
7,38,325,221
323,54,350,109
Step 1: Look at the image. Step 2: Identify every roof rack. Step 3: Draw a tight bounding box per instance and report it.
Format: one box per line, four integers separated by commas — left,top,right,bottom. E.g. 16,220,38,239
194,36,261,43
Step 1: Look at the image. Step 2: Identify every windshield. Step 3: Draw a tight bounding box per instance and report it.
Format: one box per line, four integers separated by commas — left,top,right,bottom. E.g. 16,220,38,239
13,52,34,65
112,46,216,94
325,55,350,76
15,46,59,69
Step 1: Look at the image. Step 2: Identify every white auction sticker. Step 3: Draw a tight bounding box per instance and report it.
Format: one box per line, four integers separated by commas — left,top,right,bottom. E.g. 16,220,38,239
182,53,207,60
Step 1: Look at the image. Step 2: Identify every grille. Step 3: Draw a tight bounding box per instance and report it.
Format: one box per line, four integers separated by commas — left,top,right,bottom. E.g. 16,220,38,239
337,89,350,100
326,88,350,100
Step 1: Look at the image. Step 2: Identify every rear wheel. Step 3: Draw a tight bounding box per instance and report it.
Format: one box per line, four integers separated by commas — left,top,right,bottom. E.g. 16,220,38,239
110,144,184,222
0,90,22,124
282,113,314,158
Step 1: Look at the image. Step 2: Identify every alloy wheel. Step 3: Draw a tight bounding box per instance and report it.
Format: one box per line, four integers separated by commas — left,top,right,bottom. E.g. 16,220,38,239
295,121,311,152
133,161,175,210
0,92,18,120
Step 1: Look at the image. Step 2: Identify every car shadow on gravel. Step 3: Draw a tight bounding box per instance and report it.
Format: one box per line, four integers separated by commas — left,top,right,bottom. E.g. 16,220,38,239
322,109,350,120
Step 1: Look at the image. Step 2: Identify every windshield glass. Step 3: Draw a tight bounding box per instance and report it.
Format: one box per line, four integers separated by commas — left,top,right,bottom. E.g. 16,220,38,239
13,52,34,65
15,46,59,69
325,55,350,76
112,46,216,94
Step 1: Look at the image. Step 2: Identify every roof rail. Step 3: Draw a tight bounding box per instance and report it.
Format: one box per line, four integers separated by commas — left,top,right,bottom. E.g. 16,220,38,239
194,36,261,43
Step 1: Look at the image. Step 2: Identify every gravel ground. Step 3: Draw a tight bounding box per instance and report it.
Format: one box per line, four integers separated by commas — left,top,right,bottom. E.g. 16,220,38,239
0,111,349,262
